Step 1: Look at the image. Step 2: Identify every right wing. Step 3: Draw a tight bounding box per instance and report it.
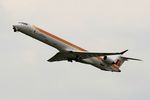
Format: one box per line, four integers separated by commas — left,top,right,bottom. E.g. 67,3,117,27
47,50,128,62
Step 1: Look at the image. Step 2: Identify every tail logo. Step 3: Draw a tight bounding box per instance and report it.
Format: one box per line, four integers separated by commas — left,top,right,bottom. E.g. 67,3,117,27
116,59,122,66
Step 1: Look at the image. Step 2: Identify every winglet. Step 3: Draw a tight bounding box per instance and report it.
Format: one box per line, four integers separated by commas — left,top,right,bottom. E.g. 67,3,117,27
120,49,128,55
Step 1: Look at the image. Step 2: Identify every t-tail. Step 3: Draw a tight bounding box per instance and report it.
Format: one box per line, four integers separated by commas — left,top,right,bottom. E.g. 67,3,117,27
115,56,142,68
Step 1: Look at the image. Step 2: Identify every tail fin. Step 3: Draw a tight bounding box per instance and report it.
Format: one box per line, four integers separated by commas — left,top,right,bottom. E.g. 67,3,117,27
115,56,142,68
115,56,125,68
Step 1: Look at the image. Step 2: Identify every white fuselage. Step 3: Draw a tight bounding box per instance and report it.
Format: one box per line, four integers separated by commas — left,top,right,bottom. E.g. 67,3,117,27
13,22,120,72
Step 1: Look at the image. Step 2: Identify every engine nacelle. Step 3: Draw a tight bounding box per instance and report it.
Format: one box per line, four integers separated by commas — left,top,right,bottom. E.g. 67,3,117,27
103,56,115,64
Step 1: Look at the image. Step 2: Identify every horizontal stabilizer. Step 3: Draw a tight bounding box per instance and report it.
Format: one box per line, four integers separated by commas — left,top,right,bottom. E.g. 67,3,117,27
120,56,142,61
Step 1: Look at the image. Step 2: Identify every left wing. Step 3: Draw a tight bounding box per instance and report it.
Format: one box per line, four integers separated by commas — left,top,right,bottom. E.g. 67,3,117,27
48,50,128,62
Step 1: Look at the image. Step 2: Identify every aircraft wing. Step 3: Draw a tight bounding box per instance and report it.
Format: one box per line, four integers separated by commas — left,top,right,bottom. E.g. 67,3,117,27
48,52,71,62
48,50,128,62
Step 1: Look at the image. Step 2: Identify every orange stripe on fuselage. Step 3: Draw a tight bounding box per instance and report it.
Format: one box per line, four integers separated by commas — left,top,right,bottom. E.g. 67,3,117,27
33,25,86,51
33,25,103,61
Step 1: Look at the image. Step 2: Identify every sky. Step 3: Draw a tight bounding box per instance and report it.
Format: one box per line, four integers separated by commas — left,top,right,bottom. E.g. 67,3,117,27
0,0,150,100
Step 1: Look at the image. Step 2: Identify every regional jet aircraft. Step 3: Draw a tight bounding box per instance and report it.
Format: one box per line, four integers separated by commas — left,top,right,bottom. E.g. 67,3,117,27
13,22,141,72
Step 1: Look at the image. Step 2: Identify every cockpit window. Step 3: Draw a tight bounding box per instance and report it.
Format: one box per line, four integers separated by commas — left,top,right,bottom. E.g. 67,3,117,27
19,22,28,25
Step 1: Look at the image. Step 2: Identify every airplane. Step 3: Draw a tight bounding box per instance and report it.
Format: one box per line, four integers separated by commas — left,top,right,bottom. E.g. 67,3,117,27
12,22,142,72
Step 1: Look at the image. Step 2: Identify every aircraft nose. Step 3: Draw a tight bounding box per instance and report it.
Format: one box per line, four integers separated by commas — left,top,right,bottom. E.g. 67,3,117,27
13,25,19,32
13,22,30,32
